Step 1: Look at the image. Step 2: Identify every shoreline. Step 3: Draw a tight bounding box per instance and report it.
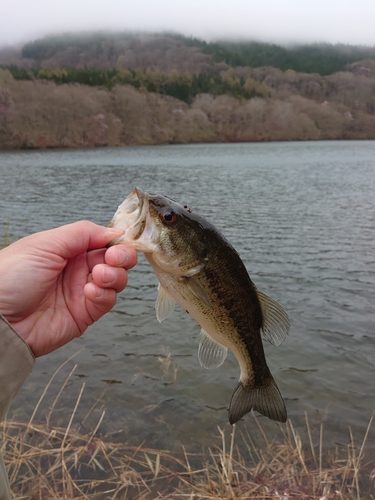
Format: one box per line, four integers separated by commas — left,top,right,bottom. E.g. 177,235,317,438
1,136,374,153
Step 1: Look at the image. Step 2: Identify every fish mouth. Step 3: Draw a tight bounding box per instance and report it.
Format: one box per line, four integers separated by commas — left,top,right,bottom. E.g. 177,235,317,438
108,187,158,252
109,187,146,238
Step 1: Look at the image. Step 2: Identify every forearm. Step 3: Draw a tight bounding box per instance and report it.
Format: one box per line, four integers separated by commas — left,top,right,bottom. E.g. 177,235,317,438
0,315,35,421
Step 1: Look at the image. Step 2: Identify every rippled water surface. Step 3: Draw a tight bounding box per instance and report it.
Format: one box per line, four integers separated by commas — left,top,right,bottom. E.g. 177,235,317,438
1,141,374,452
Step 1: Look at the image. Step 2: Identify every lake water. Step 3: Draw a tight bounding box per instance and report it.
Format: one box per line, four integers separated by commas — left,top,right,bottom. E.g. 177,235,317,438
0,141,374,457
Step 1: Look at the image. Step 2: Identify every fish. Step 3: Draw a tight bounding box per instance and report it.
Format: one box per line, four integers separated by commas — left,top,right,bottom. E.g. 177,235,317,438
109,187,290,424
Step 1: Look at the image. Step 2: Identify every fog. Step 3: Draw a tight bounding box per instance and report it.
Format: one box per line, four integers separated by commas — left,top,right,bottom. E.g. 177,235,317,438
1,0,375,48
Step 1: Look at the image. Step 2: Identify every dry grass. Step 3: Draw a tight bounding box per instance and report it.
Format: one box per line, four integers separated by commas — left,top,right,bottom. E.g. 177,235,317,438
2,412,374,500
158,346,179,385
1,360,374,499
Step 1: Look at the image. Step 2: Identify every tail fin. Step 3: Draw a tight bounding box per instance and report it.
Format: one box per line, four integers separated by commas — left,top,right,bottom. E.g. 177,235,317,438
228,377,287,425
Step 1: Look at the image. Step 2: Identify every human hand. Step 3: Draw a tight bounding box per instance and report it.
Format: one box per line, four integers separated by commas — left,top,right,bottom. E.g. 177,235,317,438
0,221,137,357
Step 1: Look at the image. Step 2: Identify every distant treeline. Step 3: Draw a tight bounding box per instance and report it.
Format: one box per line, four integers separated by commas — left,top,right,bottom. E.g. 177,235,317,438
176,35,375,75
2,32,375,151
0,65,269,103
21,32,134,61
2,62,375,151
20,32,375,76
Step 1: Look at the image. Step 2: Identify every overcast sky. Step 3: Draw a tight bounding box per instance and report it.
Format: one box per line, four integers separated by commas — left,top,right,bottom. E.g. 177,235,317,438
1,0,374,48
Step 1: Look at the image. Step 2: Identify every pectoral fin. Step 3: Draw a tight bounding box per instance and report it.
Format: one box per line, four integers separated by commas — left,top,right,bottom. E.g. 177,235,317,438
181,276,212,309
256,290,290,346
198,329,228,369
183,261,206,277
155,283,175,323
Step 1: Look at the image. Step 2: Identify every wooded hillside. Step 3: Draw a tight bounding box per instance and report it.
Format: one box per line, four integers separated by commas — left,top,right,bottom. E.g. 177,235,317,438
0,32,375,149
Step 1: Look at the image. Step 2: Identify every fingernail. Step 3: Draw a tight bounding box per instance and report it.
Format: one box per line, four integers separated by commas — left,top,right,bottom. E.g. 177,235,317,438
103,267,117,284
116,248,129,266
93,285,104,298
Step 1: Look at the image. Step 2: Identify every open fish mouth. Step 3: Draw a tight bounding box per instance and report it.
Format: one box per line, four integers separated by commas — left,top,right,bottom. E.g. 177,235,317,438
109,187,147,242
108,187,160,252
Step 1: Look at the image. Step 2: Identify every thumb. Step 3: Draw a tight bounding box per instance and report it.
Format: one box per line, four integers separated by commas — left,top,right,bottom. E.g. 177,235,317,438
27,221,125,260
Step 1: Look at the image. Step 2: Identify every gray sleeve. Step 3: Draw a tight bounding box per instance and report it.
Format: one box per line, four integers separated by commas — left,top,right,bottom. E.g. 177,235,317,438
0,452,12,500
0,314,35,499
0,314,35,420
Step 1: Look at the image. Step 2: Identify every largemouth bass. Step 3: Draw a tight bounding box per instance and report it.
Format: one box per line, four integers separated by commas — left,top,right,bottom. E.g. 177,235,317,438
109,187,290,424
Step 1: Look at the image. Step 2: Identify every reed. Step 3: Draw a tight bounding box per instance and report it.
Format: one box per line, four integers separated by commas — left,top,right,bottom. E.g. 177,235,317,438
1,367,374,499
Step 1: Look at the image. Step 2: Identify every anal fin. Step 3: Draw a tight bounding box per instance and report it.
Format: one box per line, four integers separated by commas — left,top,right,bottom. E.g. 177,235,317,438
198,329,228,369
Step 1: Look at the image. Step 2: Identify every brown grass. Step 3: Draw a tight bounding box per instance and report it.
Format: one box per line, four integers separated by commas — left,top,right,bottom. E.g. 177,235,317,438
1,359,374,500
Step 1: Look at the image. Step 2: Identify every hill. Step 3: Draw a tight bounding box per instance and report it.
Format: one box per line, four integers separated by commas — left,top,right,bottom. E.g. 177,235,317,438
2,31,375,75
0,32,375,149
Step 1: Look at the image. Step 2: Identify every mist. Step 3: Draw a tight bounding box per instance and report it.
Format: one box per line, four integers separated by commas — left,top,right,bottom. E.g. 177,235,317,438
1,0,375,49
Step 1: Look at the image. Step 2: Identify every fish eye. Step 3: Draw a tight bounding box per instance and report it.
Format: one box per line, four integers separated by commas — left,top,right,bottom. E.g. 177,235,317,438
161,209,177,225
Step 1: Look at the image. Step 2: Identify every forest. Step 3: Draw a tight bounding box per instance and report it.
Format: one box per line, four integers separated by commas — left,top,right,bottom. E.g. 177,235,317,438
1,66,268,103
0,31,375,149
16,31,375,76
